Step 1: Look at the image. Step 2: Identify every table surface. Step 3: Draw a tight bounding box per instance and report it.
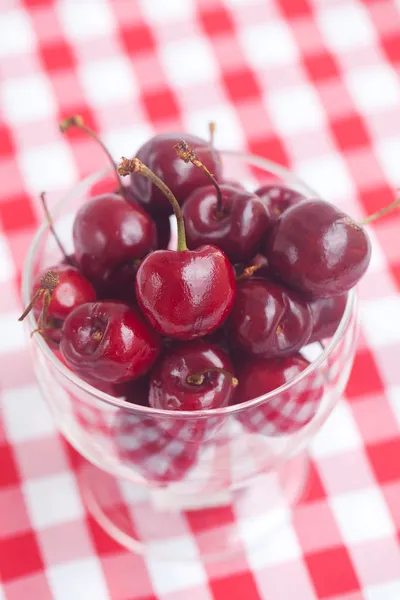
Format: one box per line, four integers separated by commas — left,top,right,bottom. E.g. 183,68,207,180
1,1,400,599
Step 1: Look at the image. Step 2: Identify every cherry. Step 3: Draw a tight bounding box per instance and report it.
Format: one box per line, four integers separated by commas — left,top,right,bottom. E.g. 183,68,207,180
234,355,324,436
149,341,237,411
127,133,222,216
31,264,96,322
95,258,140,304
60,301,161,383
256,184,305,225
265,200,372,298
123,186,171,249
308,293,348,344
228,278,312,357
73,193,157,284
176,142,271,263
118,158,236,340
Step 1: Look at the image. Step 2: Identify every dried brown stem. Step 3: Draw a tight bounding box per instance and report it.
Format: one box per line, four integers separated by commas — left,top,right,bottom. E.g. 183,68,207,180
40,192,72,265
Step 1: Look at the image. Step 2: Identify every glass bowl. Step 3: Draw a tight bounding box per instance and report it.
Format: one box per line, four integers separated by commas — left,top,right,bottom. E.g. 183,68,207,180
21,151,358,561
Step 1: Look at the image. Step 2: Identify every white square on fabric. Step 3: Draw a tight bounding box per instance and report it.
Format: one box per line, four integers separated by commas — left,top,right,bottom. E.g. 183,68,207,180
2,384,55,443
240,514,301,569
295,153,355,201
364,580,400,600
317,3,376,52
48,557,110,600
0,237,16,284
346,65,400,114
0,312,28,354
146,538,207,594
57,1,116,41
23,472,84,529
0,10,36,58
239,20,299,68
361,296,400,347
19,142,78,193
160,37,219,88
103,123,154,159
1,74,57,124
183,104,245,150
79,57,139,107
375,138,400,185
311,401,363,458
267,85,325,136
138,0,195,23
331,488,395,543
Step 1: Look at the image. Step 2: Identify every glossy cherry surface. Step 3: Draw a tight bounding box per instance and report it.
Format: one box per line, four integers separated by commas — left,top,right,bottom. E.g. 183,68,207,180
136,245,236,340
308,293,348,344
234,354,323,435
73,193,156,284
60,301,161,383
123,186,171,249
149,341,236,411
266,200,371,298
228,278,312,357
256,184,305,225
129,133,221,215
182,184,271,263
32,264,96,322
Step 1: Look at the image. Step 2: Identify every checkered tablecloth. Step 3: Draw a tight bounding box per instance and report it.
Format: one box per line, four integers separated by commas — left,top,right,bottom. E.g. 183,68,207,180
1,0,400,598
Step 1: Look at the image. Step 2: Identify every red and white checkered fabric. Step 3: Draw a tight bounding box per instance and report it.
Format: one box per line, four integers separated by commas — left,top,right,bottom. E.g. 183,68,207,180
2,0,400,598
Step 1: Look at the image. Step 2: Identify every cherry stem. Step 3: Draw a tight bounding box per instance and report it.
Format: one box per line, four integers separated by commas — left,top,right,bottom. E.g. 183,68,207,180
175,140,224,217
359,196,400,225
40,192,73,265
236,264,264,281
118,157,187,252
18,271,59,336
209,121,216,146
187,368,238,387
60,115,125,198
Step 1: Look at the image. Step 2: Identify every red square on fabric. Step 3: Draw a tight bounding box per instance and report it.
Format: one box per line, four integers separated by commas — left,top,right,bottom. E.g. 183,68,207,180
200,6,234,36
298,460,327,504
143,88,180,123
249,137,289,168
0,532,43,581
0,125,15,158
0,446,20,488
210,571,260,600
0,195,37,232
303,53,340,82
40,41,75,72
345,349,384,399
121,24,155,55
359,186,397,225
331,115,370,151
382,34,400,64
367,438,400,484
305,546,360,598
186,505,235,534
279,0,312,18
223,69,260,101
0,487,31,538
86,515,124,556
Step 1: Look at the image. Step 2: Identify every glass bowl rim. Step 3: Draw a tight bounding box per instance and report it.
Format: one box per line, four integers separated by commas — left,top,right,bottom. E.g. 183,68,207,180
21,149,356,419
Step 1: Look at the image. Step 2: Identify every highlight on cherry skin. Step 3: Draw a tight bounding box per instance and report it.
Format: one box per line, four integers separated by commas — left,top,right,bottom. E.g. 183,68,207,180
18,119,400,443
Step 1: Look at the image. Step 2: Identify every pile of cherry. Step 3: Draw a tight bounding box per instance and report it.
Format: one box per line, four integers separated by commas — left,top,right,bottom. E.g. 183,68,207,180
21,116,393,423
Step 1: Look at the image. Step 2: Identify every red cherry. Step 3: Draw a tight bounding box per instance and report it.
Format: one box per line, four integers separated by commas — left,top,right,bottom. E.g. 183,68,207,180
308,293,348,344
136,245,236,340
32,264,96,322
123,186,171,249
228,278,312,357
182,184,270,263
95,259,139,304
235,355,324,436
266,200,371,298
149,341,237,411
256,184,305,224
73,193,156,284
60,301,161,383
128,133,221,215
118,158,236,341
